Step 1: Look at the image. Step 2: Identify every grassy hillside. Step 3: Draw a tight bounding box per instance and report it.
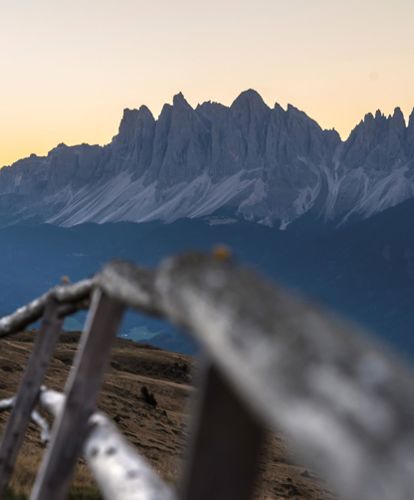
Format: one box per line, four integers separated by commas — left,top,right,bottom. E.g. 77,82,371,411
0,332,335,499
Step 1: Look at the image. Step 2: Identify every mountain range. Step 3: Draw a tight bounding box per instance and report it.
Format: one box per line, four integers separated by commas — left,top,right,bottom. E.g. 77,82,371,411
0,90,413,359
1,89,414,228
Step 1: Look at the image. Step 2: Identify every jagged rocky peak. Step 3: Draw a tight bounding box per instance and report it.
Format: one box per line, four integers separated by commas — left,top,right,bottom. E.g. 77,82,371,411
115,105,155,143
407,108,414,138
408,108,414,128
196,100,228,122
392,106,404,120
137,104,155,122
231,89,270,129
1,90,414,228
405,108,414,155
172,91,192,109
169,92,200,127
375,109,384,120
231,89,269,112
53,142,69,151
342,106,410,163
284,104,331,137
286,103,303,114
364,112,374,122
389,106,406,134
227,90,272,166
324,106,412,220
166,96,211,184
285,104,321,129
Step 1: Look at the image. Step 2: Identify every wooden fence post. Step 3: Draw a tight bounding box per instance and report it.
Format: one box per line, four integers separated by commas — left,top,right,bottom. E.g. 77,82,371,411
180,363,265,500
30,289,125,500
0,298,63,496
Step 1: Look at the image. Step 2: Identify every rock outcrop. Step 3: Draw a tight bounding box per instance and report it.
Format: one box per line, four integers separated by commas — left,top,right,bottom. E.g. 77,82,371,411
0,90,413,228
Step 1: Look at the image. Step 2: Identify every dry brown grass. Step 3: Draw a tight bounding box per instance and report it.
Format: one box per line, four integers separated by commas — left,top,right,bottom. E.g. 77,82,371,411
0,332,335,499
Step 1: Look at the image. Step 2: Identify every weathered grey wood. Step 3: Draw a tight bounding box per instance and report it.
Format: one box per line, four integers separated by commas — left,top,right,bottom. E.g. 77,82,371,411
30,290,125,500
154,253,414,500
30,409,51,443
2,253,414,500
0,278,93,339
86,256,414,500
99,261,160,316
0,299,63,495
0,397,15,411
0,397,51,443
38,388,175,500
180,363,264,500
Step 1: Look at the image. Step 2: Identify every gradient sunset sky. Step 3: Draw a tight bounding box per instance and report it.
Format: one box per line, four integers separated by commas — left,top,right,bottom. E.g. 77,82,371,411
1,0,413,167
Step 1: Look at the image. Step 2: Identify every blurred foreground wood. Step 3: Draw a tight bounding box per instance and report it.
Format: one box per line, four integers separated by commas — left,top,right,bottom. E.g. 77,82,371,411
0,332,335,499
3,253,413,500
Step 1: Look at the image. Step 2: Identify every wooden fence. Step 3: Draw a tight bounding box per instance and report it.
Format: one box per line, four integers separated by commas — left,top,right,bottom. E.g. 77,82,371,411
1,251,414,500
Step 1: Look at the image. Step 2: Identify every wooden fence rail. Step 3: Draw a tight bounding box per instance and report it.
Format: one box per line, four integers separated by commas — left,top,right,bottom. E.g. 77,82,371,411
0,251,414,500
37,388,175,500
0,298,63,493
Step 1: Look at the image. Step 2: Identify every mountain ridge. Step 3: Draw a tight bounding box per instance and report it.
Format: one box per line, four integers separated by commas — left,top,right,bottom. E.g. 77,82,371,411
1,89,413,228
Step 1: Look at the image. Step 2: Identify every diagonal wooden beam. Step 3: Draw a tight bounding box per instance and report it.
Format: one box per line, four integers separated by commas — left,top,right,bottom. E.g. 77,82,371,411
0,298,63,495
0,278,93,340
30,289,125,500
180,362,265,500
38,388,175,500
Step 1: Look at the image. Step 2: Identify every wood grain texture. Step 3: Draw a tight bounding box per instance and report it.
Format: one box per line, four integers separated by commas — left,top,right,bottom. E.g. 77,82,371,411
38,388,175,500
0,278,93,339
30,290,125,500
180,362,264,500
2,253,414,500
0,298,63,495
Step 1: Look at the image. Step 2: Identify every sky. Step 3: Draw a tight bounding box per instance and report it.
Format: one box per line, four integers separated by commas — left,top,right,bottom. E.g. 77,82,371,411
1,0,413,167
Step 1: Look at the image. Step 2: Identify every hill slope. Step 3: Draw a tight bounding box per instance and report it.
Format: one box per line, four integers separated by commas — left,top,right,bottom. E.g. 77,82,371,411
0,332,335,499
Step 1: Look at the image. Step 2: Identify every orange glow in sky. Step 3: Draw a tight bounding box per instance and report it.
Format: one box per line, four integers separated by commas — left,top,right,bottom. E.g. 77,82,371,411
1,0,413,167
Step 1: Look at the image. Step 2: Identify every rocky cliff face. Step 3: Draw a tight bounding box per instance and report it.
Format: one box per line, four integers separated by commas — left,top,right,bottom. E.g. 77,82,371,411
1,90,413,228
